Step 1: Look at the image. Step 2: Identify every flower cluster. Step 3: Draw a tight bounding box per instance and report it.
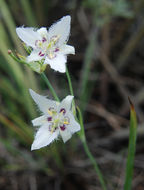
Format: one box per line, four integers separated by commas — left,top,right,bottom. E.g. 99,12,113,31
16,16,75,73
14,15,80,151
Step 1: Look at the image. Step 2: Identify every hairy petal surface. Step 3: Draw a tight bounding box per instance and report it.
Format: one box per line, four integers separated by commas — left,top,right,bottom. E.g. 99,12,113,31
27,49,44,62
60,45,75,55
29,89,57,114
48,16,71,46
31,124,59,150
59,127,72,143
44,54,67,73
16,27,41,48
67,112,81,133
59,96,74,111
32,115,47,126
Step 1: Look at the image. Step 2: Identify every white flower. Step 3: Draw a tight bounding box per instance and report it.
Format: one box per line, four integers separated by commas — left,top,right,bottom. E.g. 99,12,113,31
16,16,75,73
29,89,80,150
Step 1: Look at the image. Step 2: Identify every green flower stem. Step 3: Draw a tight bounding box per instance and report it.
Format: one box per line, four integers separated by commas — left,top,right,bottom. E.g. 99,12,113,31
66,66,74,96
8,50,35,71
41,73,60,102
77,107,107,190
66,67,107,190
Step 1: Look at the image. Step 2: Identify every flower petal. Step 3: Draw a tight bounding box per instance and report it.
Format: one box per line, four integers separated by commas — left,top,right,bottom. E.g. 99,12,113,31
27,49,44,62
59,95,74,111
59,127,72,143
45,54,66,73
32,115,47,126
29,89,57,114
16,27,41,48
67,112,81,133
60,45,75,55
31,124,59,150
37,27,48,37
48,15,71,46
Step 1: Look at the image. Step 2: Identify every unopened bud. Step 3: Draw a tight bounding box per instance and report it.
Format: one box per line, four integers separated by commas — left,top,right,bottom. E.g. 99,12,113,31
8,50,12,54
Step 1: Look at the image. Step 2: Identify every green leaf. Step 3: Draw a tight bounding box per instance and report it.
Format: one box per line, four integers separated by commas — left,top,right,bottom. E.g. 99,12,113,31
124,97,137,190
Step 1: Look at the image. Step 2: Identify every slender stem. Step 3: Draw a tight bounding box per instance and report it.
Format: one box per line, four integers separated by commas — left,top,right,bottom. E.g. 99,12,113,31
77,107,107,190
66,66,74,96
41,73,60,102
66,67,107,189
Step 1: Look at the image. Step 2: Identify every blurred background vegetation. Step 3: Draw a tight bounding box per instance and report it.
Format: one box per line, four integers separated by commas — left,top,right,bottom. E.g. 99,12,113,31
0,0,144,189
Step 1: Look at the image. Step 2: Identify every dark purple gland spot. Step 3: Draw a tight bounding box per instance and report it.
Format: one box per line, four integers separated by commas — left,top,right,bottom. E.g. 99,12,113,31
39,51,45,57
60,125,66,131
60,108,66,114
47,117,52,121
55,48,59,52
42,37,47,42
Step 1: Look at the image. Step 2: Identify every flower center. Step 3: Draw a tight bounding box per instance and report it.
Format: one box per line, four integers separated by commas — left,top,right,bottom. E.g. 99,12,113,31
35,35,60,60
47,107,69,133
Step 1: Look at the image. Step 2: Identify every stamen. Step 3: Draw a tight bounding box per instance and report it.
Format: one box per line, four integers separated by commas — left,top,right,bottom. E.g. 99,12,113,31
35,40,42,47
50,35,60,44
63,121,69,125
48,110,53,116
48,52,56,59
48,107,57,116
63,116,70,125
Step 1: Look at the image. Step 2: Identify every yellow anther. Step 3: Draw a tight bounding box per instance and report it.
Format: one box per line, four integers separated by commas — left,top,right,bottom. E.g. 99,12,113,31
63,121,69,125
48,110,53,116
51,35,60,44
38,41,42,47
47,42,52,49
48,52,55,59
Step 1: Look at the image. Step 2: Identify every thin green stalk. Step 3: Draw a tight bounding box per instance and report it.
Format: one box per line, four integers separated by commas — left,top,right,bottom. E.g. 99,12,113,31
77,107,107,190
66,67,106,189
66,66,74,96
124,98,137,190
41,73,60,102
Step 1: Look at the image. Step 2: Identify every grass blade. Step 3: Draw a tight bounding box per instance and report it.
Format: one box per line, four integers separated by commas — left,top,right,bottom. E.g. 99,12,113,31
124,98,137,190
79,30,97,112
20,0,37,26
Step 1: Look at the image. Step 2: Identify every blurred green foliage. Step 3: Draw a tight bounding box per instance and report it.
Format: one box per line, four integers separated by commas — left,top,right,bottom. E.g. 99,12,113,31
83,0,133,26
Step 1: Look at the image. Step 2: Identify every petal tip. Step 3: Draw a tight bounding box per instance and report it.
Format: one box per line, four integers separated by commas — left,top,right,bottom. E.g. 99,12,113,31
31,144,36,151
60,15,71,25
29,88,34,96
